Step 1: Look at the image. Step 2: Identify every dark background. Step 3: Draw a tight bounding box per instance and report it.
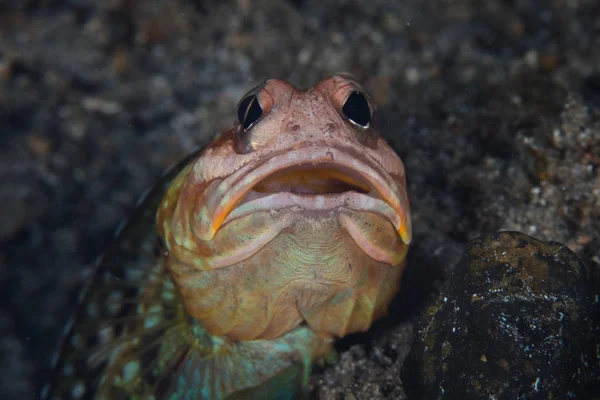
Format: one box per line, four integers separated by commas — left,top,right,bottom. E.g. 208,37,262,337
1,0,599,398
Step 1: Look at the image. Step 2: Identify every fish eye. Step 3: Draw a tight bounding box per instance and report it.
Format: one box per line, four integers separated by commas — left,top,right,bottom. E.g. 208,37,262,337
237,94,263,130
342,91,371,128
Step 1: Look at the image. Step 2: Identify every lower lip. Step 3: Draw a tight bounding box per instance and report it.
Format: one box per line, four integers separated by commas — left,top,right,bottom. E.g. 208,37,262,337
222,190,402,232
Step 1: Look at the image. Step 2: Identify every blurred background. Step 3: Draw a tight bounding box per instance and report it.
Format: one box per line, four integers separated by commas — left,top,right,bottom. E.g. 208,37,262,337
0,0,598,398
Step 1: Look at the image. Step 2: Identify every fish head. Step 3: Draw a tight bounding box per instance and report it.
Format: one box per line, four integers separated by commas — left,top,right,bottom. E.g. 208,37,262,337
158,75,412,340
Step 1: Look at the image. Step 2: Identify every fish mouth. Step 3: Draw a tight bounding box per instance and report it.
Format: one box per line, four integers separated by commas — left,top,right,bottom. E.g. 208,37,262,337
197,146,411,244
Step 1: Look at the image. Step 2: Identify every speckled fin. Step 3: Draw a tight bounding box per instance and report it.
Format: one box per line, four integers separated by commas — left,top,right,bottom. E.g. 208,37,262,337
155,320,323,400
40,148,204,400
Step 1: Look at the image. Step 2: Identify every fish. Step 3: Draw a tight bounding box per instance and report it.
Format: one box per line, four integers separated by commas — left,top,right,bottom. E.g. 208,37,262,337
42,75,412,400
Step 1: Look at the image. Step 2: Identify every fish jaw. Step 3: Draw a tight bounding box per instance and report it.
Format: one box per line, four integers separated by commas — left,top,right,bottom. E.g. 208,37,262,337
191,144,412,245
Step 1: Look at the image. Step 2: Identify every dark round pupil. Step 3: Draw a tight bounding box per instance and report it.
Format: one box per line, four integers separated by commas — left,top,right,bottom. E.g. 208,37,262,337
342,91,371,127
237,94,263,130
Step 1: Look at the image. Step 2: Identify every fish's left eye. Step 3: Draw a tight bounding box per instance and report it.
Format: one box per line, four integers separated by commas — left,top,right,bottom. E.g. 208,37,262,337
237,94,263,130
342,91,371,127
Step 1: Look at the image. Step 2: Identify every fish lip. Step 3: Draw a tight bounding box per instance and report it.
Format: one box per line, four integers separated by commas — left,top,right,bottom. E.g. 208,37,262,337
197,145,411,244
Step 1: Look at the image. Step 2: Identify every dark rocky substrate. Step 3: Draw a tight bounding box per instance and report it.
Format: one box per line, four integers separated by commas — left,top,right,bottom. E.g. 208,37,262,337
1,1,599,398
402,232,599,399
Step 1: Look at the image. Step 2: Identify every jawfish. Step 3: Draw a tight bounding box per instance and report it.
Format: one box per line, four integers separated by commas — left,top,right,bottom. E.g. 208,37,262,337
43,75,412,400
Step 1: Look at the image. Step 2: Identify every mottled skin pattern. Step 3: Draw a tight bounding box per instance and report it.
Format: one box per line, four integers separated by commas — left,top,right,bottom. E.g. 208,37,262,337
42,76,411,400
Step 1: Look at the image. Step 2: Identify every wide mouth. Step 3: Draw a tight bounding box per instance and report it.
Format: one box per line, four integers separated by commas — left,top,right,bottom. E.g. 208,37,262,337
251,165,371,195
197,146,411,244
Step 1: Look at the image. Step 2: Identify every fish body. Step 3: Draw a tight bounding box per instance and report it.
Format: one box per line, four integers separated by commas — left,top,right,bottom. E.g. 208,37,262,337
43,75,411,399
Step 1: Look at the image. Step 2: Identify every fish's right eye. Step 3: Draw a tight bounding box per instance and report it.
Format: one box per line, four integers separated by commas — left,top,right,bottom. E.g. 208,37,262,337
233,82,273,154
237,94,263,130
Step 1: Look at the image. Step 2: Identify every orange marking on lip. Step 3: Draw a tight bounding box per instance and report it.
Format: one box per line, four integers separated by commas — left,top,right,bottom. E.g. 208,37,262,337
209,209,229,239
399,223,411,245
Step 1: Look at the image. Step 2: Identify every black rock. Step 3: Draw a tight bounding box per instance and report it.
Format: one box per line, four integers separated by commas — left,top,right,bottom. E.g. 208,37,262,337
401,231,599,399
